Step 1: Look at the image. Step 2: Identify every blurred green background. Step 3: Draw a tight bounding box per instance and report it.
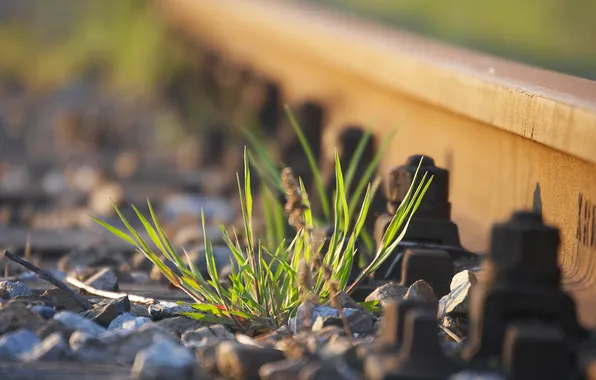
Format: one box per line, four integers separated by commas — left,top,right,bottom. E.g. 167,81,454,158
315,0,596,81
0,0,594,97
0,0,189,93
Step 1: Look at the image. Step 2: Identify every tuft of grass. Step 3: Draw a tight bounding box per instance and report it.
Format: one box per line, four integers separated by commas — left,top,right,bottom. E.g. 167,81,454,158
245,106,397,255
93,143,432,333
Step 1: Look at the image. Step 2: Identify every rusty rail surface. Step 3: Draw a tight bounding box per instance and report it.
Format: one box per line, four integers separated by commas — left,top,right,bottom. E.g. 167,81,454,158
153,0,596,327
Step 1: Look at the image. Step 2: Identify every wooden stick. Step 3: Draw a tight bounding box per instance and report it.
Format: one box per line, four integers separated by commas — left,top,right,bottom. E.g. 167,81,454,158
439,324,464,343
66,276,156,304
3,250,92,310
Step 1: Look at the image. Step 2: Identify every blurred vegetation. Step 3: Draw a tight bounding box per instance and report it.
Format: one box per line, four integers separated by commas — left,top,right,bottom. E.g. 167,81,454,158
315,0,596,81
2,0,593,96
0,0,191,94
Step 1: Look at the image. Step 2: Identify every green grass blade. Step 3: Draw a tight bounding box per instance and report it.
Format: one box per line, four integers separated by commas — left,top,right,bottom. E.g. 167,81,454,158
284,105,329,220
91,216,138,247
344,126,373,192
348,127,397,215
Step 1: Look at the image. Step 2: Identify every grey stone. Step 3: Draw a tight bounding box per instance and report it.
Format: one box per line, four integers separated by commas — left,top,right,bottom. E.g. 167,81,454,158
54,311,106,336
70,323,177,364
155,316,203,337
108,312,136,330
68,330,115,363
181,325,234,347
0,329,40,359
215,341,286,380
438,270,478,317
345,310,375,335
30,305,56,320
404,280,439,304
148,301,194,320
0,280,32,299
0,304,45,335
122,317,152,331
365,283,408,309
131,304,151,318
131,339,196,380
289,303,358,333
81,296,131,327
20,332,69,362
84,268,119,292
109,312,151,331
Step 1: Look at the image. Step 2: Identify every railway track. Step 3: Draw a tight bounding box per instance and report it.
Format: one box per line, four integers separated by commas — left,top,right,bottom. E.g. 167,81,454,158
1,1,595,379
153,0,596,328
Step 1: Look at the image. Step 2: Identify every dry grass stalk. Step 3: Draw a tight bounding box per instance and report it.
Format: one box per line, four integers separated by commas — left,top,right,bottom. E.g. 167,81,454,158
281,167,307,231
322,265,354,340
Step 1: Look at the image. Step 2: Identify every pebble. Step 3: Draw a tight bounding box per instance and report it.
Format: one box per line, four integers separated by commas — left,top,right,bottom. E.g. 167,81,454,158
36,319,78,340
70,323,177,364
404,279,439,304
365,283,408,308
84,267,119,292
53,311,107,337
0,304,45,334
181,325,234,347
0,280,32,299
131,339,196,380
438,270,478,318
0,329,40,359
81,296,131,327
122,317,152,331
215,341,286,380
30,305,57,320
148,301,194,320
42,288,86,312
289,304,358,333
109,312,150,331
155,316,204,338
20,332,69,362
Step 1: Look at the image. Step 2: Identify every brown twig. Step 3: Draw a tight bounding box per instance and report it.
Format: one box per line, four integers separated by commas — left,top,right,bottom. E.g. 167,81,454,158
66,276,156,304
439,324,464,343
3,250,92,310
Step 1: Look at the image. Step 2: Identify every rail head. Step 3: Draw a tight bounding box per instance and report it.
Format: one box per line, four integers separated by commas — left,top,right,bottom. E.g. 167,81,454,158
156,0,596,164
